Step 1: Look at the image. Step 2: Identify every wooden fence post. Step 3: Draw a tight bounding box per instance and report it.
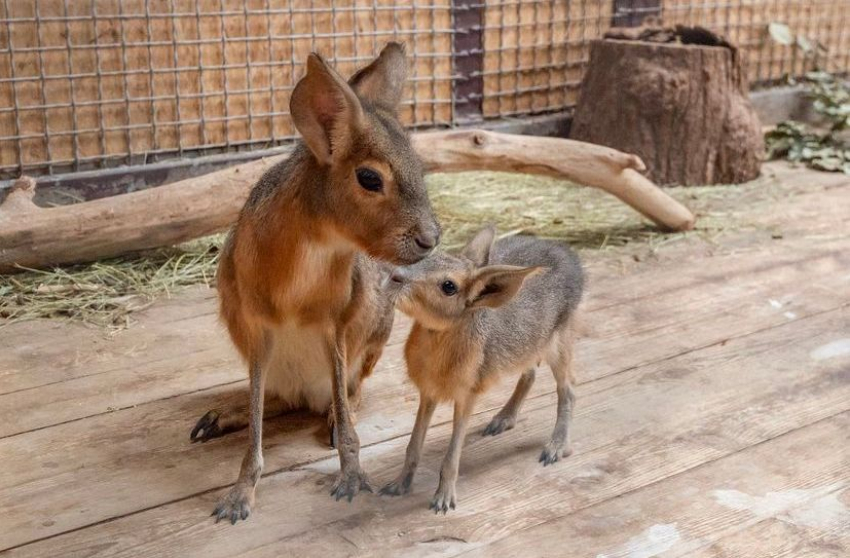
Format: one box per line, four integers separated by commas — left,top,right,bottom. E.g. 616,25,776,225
611,0,662,27
451,0,485,123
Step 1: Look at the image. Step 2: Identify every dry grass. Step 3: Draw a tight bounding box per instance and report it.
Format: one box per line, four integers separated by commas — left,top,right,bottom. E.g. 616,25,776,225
0,238,223,330
0,170,782,330
429,171,774,250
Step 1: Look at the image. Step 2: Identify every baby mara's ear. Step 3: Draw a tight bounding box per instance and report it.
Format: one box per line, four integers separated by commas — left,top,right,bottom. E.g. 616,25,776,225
467,265,545,309
290,53,364,165
348,42,409,111
461,225,497,266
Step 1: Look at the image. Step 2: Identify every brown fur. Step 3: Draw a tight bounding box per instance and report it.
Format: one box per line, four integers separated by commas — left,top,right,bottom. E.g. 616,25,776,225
194,43,440,524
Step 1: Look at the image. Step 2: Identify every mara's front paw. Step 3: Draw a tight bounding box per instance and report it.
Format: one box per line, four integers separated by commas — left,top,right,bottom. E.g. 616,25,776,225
331,468,373,502
212,484,255,525
539,441,572,466
429,484,457,514
379,472,413,497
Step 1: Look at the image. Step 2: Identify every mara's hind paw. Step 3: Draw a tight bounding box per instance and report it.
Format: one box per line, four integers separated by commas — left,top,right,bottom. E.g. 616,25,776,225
482,414,517,437
191,410,225,442
379,473,413,497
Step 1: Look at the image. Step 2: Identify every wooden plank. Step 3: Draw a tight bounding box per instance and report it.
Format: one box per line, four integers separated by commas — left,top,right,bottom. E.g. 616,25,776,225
1,236,846,438
455,414,850,557
0,292,410,398
236,310,850,558
3,306,847,554
0,289,218,394
687,511,850,557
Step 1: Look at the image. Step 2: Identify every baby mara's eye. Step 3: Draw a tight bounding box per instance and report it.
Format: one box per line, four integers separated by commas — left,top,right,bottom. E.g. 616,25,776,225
441,280,458,296
355,167,383,192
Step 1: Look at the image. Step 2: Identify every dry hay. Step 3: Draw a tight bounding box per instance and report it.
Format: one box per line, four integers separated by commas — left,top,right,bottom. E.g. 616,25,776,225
0,237,222,330
0,170,780,330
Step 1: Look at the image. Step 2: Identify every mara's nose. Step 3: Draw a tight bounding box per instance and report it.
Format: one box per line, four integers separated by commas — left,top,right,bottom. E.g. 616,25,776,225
390,269,407,284
414,229,440,252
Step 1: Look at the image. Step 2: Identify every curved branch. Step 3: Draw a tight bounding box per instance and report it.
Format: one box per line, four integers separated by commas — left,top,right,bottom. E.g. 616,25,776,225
0,131,695,273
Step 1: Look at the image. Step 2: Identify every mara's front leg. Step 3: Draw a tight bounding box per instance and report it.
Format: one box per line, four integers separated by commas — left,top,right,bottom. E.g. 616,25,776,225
328,333,372,501
430,393,477,514
212,358,266,524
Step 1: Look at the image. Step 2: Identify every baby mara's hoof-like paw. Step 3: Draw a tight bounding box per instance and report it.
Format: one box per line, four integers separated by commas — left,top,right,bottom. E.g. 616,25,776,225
212,485,254,525
331,468,373,502
539,442,572,466
482,414,516,437
379,474,413,497
429,486,457,514
191,410,223,443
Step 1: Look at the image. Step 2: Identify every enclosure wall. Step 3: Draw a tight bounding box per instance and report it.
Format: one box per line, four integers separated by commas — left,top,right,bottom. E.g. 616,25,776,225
1,0,848,179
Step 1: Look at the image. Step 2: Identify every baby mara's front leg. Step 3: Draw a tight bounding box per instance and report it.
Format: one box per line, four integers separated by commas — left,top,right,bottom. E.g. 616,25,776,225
380,395,437,496
430,393,476,514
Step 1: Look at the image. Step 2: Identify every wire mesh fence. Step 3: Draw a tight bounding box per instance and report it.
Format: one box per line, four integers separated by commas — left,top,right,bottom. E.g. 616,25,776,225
0,0,848,180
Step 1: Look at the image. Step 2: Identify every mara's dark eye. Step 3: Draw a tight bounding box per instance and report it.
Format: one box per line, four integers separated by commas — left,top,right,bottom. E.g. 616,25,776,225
355,167,383,192
441,280,458,296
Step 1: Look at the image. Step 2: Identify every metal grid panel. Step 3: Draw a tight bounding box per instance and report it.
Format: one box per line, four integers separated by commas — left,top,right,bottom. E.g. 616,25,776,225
636,0,850,85
0,0,454,178
481,0,612,118
481,0,850,118
1,0,849,180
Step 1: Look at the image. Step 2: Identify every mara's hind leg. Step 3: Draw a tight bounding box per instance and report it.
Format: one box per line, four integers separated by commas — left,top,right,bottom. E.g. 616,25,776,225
540,327,576,466
190,392,287,443
483,368,536,436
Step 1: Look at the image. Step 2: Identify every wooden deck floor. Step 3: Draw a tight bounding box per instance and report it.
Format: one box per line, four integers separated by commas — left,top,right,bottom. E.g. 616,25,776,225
1,163,849,557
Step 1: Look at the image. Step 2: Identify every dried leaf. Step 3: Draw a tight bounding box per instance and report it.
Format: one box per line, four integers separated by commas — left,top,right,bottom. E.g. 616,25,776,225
768,22,794,46
796,36,813,53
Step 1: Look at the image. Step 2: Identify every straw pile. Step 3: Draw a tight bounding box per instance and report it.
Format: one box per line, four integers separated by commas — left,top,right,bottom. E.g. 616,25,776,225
0,170,778,330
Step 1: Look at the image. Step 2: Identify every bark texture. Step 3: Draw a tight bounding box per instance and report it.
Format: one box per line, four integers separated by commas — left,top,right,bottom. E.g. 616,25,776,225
571,39,764,186
0,130,696,273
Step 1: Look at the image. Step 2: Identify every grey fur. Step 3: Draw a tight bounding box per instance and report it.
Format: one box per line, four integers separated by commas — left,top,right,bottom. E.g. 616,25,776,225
381,229,584,512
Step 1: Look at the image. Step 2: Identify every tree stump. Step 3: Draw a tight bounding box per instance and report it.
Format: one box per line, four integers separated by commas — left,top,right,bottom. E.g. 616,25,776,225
571,38,764,186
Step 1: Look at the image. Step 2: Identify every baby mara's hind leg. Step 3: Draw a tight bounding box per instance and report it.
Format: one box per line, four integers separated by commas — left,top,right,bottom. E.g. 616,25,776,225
483,368,536,436
190,392,288,443
540,327,576,466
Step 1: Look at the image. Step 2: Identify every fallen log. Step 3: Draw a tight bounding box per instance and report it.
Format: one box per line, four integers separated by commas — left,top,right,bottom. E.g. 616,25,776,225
0,130,695,273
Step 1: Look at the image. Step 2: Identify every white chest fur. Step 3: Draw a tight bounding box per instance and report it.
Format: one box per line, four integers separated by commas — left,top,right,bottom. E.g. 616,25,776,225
264,321,364,413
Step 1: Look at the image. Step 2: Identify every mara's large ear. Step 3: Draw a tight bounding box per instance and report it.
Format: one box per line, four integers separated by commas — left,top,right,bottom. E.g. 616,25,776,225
468,265,544,309
290,53,364,165
461,225,496,266
348,42,408,111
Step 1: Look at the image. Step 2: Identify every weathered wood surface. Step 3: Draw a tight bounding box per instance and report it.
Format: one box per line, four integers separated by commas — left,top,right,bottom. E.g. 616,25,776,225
0,131,695,274
0,164,847,556
1,236,847,438
465,413,850,557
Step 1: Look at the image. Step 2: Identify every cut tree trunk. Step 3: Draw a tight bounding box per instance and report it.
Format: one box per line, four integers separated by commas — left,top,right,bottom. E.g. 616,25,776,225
571,38,764,186
0,130,695,273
